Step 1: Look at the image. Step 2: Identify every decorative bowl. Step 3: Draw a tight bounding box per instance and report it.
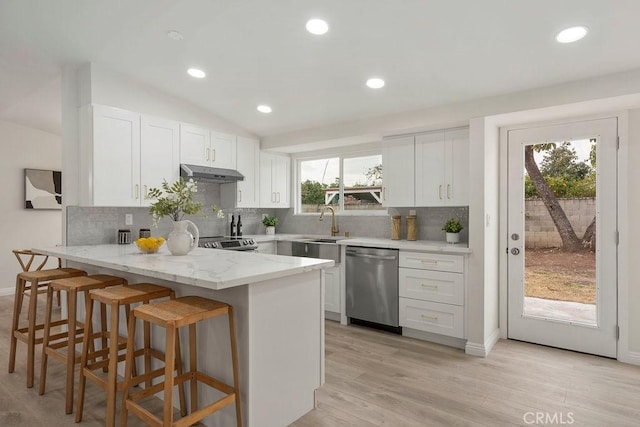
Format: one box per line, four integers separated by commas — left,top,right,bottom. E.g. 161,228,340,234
135,237,165,254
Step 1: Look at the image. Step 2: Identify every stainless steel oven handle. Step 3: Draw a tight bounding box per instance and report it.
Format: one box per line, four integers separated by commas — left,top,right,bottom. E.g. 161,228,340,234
346,252,397,260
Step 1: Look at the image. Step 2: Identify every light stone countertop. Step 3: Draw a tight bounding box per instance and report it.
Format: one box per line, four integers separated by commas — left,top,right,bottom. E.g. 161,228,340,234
33,244,334,290
244,234,471,254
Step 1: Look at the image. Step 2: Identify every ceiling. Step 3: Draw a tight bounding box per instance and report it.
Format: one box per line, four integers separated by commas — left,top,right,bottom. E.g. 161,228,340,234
2,0,640,138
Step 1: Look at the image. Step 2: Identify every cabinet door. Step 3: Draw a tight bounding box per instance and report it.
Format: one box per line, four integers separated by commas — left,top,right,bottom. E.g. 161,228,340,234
236,136,260,207
382,136,415,207
415,131,446,206
259,152,276,207
179,124,210,167
275,155,291,207
445,129,469,206
140,116,180,206
324,266,341,314
210,131,237,169
257,241,276,254
92,106,140,206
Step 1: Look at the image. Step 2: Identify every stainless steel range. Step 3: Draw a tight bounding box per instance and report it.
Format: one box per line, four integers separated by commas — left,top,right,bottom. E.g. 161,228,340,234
198,236,258,251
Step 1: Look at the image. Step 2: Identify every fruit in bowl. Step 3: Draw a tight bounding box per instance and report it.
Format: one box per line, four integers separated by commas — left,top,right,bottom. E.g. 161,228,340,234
135,237,165,254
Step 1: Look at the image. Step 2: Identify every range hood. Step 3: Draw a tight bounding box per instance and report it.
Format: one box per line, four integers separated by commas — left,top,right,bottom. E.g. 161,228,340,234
180,164,244,184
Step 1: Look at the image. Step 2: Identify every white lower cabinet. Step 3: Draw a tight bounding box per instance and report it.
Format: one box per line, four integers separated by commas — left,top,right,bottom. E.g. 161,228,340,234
324,266,341,314
256,241,276,255
399,251,465,339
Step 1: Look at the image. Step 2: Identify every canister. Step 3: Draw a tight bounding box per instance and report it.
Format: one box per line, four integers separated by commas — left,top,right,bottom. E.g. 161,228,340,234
117,229,132,245
391,216,401,240
407,215,417,241
139,228,151,239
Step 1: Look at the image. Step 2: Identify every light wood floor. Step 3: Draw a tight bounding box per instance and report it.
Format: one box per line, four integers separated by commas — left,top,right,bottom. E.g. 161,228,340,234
2,293,640,426
293,321,640,426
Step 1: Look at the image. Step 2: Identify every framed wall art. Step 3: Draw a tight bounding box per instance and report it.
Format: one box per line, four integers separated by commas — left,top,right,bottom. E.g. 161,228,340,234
24,168,62,210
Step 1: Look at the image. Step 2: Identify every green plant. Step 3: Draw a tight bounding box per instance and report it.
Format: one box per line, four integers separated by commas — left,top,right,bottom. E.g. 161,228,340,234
262,216,278,227
147,178,223,225
442,218,463,233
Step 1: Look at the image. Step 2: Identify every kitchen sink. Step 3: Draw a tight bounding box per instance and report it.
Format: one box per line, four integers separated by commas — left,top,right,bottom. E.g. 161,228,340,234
291,239,341,264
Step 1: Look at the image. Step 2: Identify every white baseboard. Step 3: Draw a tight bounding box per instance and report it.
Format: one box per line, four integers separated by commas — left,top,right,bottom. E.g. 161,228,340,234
465,328,501,357
402,327,466,349
325,311,341,322
618,350,640,366
0,287,14,297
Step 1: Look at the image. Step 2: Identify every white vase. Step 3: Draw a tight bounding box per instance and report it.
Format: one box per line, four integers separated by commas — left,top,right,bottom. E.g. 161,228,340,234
265,226,275,235
446,232,460,244
167,220,200,255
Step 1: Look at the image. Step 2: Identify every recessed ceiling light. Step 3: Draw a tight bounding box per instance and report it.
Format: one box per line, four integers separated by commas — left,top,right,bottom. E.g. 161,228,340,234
306,19,329,35
167,30,184,41
366,78,385,89
257,105,272,113
187,68,206,78
556,26,588,43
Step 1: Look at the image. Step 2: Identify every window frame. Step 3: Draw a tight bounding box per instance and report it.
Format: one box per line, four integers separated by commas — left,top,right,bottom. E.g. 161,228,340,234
293,145,386,216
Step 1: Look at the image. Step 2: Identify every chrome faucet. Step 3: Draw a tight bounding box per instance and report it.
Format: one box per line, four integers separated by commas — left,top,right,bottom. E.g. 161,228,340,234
319,205,339,236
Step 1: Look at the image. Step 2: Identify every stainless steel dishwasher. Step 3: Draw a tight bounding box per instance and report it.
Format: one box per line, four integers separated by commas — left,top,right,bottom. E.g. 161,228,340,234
345,246,400,331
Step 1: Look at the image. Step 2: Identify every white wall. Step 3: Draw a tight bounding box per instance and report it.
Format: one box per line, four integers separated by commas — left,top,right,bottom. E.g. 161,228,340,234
625,109,640,354
0,120,62,294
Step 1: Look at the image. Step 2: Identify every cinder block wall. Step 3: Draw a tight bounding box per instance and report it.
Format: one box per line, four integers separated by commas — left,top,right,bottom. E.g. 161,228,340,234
525,198,595,248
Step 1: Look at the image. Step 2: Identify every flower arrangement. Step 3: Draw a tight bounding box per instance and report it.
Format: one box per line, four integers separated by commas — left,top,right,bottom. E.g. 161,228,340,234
442,218,463,233
147,178,224,225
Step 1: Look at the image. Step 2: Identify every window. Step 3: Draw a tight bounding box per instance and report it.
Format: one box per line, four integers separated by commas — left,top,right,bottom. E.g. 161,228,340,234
298,153,383,214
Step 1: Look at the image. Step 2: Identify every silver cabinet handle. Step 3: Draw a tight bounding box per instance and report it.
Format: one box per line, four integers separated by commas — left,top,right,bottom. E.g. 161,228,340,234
212,149,216,162
238,189,242,203
135,184,139,199
439,185,443,200
205,147,210,161
271,192,276,203
277,192,281,203
382,187,386,201
143,185,148,199
421,283,438,289
447,184,451,199
345,252,397,260
421,314,438,321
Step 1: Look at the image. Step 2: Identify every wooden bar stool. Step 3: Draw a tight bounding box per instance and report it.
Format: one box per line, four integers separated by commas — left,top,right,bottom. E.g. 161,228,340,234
13,249,63,308
121,296,242,427
39,274,127,414
8,262,86,388
76,283,186,427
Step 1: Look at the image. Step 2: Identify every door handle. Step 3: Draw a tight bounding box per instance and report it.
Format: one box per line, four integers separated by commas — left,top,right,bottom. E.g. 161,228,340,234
511,248,520,255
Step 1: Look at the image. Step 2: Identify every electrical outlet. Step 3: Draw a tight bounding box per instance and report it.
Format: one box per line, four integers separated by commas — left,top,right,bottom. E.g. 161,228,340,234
409,209,416,216
125,213,133,225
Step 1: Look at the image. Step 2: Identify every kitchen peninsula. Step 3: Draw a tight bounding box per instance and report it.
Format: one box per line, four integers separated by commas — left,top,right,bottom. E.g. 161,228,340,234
33,244,334,427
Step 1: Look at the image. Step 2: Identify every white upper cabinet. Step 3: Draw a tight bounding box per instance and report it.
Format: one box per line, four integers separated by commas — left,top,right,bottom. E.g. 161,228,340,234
92,105,141,206
416,129,469,206
235,136,260,207
260,152,291,208
87,106,180,207
140,115,180,206
415,132,446,206
210,131,237,170
382,135,415,207
445,129,469,206
383,128,469,207
180,125,237,170
179,124,210,167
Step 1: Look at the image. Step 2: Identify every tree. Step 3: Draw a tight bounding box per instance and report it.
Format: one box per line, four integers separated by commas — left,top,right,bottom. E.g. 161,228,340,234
300,180,325,205
525,144,584,252
365,164,382,186
540,142,590,180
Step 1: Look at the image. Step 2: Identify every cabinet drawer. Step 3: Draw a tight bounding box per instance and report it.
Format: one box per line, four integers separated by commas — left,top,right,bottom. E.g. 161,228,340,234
399,251,463,273
399,268,463,305
399,298,464,338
